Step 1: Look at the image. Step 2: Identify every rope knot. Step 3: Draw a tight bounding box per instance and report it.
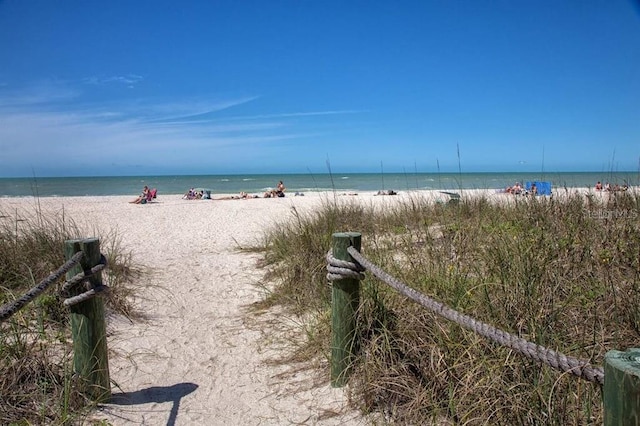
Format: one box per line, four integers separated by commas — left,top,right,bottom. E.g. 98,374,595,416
326,249,366,282
60,254,109,306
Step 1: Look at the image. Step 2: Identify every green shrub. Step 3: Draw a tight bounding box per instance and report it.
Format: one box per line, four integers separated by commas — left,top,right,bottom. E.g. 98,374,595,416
0,205,140,424
261,191,640,424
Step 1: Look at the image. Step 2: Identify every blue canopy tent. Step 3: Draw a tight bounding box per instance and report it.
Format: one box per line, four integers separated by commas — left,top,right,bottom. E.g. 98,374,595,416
525,181,552,196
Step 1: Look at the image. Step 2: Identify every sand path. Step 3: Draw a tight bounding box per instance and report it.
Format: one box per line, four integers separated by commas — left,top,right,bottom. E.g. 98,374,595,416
5,194,365,426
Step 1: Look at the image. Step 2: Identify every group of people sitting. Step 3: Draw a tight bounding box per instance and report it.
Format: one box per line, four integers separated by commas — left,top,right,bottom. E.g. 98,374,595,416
505,182,524,194
503,182,538,196
183,188,211,200
263,180,286,198
595,181,629,192
180,180,287,200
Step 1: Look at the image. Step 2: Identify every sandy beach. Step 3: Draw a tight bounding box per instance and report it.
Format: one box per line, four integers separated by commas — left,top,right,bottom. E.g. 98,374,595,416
0,187,615,425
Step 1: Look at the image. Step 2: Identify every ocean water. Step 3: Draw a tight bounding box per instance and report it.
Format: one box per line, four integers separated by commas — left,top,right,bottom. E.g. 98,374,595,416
0,172,637,197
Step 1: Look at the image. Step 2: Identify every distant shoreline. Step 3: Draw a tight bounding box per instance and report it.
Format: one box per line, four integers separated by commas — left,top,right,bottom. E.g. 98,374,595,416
2,187,636,204
0,172,637,197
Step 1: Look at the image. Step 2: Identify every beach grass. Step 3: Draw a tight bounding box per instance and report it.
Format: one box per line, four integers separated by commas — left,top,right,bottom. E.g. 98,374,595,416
0,205,141,424
260,189,640,424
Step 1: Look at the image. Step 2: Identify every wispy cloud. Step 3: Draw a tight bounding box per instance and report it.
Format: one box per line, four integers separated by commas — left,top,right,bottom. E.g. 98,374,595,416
140,96,261,123
83,74,144,88
224,109,364,121
0,82,79,107
0,84,343,175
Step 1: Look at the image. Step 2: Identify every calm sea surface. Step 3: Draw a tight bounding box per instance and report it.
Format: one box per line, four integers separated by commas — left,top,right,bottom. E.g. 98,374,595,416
0,172,637,197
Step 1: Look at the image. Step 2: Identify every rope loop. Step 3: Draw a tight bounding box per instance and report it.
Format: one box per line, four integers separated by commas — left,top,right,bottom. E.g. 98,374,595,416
63,285,109,307
326,249,365,282
60,254,108,295
61,254,109,306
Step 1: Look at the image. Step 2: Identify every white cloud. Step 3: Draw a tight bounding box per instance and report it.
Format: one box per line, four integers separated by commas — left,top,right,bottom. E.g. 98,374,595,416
0,83,79,107
83,74,144,87
0,89,345,175
139,96,261,123
223,109,364,121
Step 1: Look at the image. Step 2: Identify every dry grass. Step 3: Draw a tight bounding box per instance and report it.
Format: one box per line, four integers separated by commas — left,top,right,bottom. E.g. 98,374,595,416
0,205,141,425
260,190,640,424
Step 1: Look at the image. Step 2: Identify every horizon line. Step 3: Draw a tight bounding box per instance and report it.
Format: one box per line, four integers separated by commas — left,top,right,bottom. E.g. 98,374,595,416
2,169,640,179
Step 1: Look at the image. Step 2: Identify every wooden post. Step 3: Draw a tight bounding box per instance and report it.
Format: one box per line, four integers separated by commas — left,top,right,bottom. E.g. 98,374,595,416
604,348,640,425
64,238,110,402
331,232,362,387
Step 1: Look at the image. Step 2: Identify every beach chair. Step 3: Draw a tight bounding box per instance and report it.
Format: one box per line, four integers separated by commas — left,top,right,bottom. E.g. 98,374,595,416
146,188,157,203
440,191,461,205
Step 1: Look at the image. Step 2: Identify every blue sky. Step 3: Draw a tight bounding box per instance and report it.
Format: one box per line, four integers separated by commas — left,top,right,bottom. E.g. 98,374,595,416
0,1,639,177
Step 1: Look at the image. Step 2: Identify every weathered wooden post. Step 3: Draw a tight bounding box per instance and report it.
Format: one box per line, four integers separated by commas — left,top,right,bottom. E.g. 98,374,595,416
331,232,362,387
64,238,110,402
604,348,640,425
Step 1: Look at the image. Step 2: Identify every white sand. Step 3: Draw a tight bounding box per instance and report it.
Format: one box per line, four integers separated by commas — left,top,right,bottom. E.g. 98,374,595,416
2,192,380,425
0,186,615,425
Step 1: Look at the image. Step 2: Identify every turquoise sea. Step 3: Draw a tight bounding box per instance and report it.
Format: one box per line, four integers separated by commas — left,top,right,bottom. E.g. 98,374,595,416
0,172,638,197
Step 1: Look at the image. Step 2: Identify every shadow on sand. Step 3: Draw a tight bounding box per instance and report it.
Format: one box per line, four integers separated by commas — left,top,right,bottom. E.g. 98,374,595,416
107,382,198,426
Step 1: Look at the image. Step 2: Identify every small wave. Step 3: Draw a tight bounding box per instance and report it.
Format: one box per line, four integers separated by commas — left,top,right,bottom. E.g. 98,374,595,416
242,178,255,181
220,179,230,182
301,187,356,192
340,176,349,180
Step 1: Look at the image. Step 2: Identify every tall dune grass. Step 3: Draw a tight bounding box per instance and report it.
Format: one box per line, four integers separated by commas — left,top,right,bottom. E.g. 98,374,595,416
260,190,640,424
0,205,141,424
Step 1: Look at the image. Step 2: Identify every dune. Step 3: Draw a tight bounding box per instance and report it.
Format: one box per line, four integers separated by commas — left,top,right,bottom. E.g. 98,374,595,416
0,186,619,424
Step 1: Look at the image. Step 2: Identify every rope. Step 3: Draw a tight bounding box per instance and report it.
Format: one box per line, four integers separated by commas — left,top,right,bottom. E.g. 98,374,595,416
63,285,109,307
326,250,366,281
61,254,109,306
60,254,108,295
0,251,84,323
331,246,605,385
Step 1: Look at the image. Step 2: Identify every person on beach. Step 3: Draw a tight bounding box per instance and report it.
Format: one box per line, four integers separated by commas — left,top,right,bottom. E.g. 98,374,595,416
264,180,286,198
183,188,196,199
240,191,258,199
218,191,259,200
506,182,523,194
595,181,603,191
130,186,149,204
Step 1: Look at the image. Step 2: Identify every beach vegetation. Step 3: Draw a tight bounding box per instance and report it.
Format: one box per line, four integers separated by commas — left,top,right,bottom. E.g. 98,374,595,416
260,190,640,424
0,205,141,424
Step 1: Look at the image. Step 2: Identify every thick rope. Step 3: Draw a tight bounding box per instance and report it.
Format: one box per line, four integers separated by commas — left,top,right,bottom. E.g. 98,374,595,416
326,250,366,281
0,251,84,323
60,254,108,295
60,254,109,306
339,246,604,385
63,285,109,307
